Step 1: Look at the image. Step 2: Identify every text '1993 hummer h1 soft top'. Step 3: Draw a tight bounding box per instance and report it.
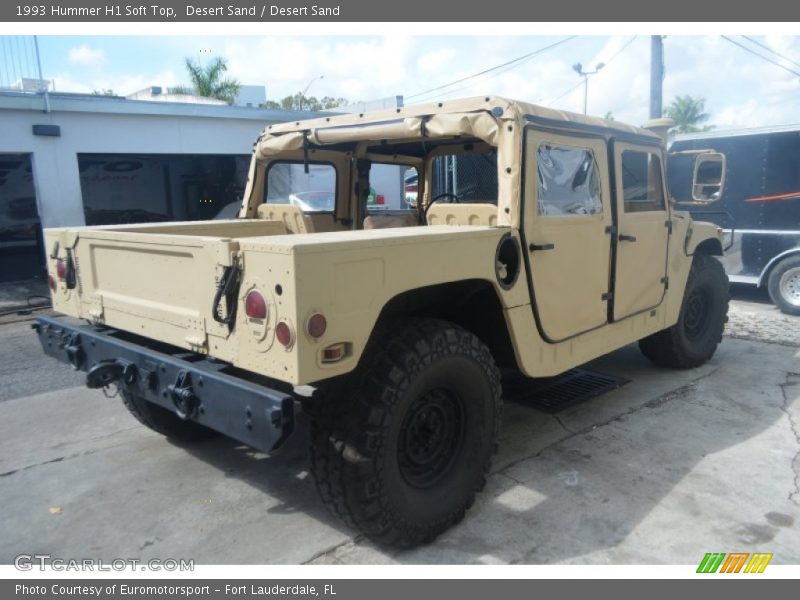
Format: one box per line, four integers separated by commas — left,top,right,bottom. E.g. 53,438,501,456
36,96,729,547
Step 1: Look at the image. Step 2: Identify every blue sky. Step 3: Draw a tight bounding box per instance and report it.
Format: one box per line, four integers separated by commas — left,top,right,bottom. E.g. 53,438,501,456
9,35,800,129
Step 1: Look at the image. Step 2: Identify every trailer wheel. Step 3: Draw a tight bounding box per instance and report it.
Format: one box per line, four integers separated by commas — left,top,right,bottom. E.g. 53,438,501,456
309,318,502,548
120,390,218,442
639,254,729,368
767,255,800,316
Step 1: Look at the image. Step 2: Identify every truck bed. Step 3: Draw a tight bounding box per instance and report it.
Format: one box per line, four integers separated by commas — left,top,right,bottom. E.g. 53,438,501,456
44,218,507,384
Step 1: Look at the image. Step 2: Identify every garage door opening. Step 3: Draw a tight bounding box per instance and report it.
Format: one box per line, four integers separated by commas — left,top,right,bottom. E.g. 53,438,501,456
0,153,44,283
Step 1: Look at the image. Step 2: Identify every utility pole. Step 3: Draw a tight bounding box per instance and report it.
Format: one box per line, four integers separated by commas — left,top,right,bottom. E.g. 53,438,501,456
649,35,663,119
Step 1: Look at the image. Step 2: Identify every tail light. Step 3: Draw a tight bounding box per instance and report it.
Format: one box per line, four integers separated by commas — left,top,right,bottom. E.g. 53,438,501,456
322,342,347,363
275,321,294,348
56,259,67,281
307,313,327,339
48,275,57,292
244,290,268,319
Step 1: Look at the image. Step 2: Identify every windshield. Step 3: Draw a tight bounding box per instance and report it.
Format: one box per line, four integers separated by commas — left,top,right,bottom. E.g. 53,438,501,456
430,150,498,204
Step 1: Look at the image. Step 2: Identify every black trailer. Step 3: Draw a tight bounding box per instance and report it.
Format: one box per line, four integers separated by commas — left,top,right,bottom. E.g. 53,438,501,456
668,125,800,315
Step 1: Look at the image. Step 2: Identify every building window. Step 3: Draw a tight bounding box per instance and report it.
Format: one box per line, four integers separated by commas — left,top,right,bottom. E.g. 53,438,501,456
77,153,250,225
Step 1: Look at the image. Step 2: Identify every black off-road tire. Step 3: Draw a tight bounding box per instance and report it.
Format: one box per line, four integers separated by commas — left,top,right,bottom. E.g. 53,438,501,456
309,318,502,548
639,254,729,369
120,390,218,442
767,255,800,316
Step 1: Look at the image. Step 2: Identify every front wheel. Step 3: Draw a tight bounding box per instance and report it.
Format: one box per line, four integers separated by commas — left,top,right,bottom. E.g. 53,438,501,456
767,255,800,316
639,254,729,368
309,318,502,548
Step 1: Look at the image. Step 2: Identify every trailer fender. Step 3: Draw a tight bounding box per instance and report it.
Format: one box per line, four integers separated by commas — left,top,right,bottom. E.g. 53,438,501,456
758,247,800,287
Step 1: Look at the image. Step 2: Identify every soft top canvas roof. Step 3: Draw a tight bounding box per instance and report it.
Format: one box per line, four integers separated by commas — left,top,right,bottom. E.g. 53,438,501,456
253,95,660,159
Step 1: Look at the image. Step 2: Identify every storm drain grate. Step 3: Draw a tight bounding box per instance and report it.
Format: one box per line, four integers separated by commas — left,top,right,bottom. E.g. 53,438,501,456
502,368,630,413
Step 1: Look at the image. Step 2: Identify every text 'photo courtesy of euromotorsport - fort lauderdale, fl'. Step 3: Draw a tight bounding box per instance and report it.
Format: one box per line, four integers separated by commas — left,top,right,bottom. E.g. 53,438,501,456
16,584,329,597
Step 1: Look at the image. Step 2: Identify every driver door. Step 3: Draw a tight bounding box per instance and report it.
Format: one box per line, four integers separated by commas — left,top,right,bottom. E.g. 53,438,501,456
523,130,613,342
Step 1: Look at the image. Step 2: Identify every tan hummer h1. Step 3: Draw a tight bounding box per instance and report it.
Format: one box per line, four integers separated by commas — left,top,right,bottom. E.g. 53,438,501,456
36,96,729,547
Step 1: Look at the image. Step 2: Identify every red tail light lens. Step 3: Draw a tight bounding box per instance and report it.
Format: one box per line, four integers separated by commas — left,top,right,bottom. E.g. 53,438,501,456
307,313,327,338
48,275,57,291
275,321,294,347
56,259,66,280
244,290,267,319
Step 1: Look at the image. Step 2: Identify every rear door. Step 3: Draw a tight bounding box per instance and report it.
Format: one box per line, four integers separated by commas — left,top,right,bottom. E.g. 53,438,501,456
523,130,613,341
612,143,670,320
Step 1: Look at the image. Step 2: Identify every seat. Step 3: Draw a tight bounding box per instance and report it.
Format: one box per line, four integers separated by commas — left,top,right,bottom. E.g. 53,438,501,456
362,213,419,229
426,203,498,227
256,204,314,234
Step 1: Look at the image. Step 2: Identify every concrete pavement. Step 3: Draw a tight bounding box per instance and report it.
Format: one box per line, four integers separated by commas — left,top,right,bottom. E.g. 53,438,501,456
0,302,798,565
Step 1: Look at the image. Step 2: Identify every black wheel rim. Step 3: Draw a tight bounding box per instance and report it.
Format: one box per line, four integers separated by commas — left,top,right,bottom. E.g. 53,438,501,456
684,287,711,341
397,388,464,489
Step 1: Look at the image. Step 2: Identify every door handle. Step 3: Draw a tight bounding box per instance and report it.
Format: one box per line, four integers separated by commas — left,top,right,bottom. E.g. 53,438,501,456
529,243,555,252
618,234,637,242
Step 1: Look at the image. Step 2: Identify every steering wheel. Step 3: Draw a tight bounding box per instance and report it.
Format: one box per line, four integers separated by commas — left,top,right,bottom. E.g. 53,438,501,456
423,192,460,224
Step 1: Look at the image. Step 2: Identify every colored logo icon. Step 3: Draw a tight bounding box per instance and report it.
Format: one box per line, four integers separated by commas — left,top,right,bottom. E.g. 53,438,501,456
697,552,773,573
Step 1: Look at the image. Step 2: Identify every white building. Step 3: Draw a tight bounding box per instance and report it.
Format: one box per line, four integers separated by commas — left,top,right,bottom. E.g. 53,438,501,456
0,90,316,281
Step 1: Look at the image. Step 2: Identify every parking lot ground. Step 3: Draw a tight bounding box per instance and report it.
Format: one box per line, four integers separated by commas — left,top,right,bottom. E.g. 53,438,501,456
0,297,798,565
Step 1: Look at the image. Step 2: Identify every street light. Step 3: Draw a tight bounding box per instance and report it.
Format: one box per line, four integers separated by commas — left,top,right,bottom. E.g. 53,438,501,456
300,75,324,110
572,62,605,115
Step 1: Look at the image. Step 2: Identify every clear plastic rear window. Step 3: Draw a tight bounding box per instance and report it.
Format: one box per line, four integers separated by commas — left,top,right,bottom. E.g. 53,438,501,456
265,162,336,213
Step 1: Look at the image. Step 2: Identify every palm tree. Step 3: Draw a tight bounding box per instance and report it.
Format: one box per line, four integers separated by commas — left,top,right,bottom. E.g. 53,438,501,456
664,95,715,134
173,57,241,105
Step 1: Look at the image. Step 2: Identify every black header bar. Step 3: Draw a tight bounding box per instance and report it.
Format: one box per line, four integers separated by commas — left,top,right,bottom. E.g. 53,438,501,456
2,0,799,22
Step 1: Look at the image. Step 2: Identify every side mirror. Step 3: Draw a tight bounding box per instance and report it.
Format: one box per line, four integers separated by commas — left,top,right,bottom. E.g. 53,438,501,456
692,152,725,203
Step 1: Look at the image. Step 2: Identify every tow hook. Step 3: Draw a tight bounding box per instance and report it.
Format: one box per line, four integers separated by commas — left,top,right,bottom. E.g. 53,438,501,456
167,370,199,420
64,332,84,370
86,359,137,389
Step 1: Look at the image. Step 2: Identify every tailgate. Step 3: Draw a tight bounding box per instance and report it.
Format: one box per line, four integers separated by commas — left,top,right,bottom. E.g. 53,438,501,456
45,224,245,360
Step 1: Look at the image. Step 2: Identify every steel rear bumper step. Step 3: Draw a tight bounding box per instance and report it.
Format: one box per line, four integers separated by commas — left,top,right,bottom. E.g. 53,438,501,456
33,315,295,453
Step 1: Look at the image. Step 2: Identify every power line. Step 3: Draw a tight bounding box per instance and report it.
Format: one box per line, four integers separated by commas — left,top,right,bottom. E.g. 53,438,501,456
721,35,800,79
406,36,577,101
741,35,800,71
544,36,638,107
411,54,547,104
601,35,639,69
545,80,584,106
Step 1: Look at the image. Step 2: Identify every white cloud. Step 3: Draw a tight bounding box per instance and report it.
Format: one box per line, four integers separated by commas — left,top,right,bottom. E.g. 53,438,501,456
51,69,179,96
417,48,456,73
67,45,107,67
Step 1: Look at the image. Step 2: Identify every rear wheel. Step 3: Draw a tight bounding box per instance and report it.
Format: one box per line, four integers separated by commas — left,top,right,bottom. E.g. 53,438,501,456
639,254,729,368
120,390,218,442
767,255,800,316
309,318,502,548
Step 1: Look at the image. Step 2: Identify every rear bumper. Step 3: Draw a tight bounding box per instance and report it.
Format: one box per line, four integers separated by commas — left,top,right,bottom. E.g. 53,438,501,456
33,315,295,452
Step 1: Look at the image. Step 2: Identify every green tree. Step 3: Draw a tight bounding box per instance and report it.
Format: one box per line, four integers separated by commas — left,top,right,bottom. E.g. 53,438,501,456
92,88,116,96
603,111,615,121
173,57,241,105
261,94,348,111
664,95,715,134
